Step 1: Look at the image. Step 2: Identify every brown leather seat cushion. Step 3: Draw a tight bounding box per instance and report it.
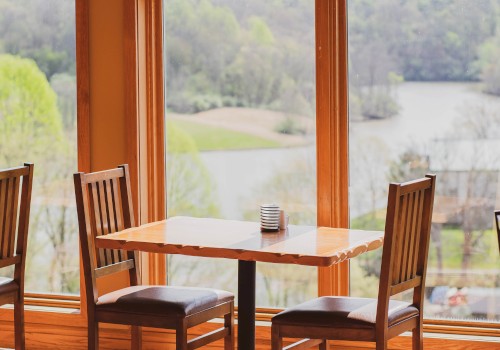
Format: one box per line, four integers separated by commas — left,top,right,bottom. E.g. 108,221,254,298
273,297,419,329
97,285,233,316
0,277,18,295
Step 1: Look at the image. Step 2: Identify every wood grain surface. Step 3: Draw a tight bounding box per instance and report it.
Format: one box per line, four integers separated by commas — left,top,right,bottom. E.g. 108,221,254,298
95,216,384,267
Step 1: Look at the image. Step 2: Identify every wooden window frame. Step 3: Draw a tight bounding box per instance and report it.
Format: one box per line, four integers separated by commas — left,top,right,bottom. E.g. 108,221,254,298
316,0,350,297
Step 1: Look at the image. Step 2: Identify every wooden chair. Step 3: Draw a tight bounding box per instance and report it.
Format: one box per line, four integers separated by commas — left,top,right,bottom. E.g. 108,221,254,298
495,210,500,254
74,165,234,350
0,163,34,350
271,174,436,350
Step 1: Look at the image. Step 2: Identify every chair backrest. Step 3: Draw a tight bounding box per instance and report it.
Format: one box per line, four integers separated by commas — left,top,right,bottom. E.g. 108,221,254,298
495,210,500,255
73,164,139,304
376,174,436,329
0,163,33,292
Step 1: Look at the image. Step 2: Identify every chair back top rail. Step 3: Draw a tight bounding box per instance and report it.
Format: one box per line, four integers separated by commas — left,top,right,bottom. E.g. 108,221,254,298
0,166,30,180
80,167,125,184
74,164,139,303
376,174,436,329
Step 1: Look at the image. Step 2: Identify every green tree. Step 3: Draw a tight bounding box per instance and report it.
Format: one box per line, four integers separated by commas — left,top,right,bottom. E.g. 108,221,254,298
399,0,496,81
0,54,64,163
166,121,219,218
164,0,315,115
50,73,77,132
248,16,275,45
477,33,500,95
348,0,404,119
0,0,75,79
223,44,283,108
165,0,241,112
166,121,228,289
348,0,497,82
0,54,78,293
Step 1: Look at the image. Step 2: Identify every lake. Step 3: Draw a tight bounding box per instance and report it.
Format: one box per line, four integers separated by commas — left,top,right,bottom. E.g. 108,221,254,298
199,82,500,219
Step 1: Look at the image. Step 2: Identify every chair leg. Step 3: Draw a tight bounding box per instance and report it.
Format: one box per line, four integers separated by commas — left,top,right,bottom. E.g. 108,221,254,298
412,323,423,350
176,319,188,350
14,294,25,350
376,339,387,350
319,339,329,350
271,324,283,350
131,325,142,350
88,319,99,350
224,304,235,349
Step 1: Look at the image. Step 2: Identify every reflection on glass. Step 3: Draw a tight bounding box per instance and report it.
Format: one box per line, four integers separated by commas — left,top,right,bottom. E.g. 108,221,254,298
164,0,317,307
0,0,78,294
348,0,500,322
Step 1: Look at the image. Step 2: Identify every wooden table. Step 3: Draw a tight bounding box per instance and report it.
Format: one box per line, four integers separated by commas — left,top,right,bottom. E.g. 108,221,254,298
95,216,384,350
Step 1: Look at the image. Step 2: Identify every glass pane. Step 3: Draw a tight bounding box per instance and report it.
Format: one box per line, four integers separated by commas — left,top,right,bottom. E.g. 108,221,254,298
348,0,500,322
0,0,78,294
164,0,317,308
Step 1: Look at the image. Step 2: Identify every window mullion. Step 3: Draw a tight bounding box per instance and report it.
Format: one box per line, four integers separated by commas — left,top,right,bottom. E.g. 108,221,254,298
315,0,350,297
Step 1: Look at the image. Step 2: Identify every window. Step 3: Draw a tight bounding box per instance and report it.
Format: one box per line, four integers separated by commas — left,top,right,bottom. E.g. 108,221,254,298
164,0,317,308
348,0,500,322
0,0,78,294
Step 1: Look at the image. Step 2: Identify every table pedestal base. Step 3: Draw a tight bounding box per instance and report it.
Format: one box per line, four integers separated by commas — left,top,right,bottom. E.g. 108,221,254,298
238,260,256,350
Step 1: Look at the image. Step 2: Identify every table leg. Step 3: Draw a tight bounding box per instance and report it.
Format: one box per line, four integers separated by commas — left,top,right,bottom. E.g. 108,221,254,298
238,260,256,350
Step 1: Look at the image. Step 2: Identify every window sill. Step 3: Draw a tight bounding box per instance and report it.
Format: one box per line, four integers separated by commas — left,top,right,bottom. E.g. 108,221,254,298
25,293,80,310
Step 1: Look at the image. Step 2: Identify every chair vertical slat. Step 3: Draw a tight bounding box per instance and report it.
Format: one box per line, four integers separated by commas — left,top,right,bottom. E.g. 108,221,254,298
105,179,121,263
405,190,420,280
7,177,21,258
113,178,124,231
413,176,437,315
411,189,425,277
117,165,138,275
391,196,402,285
106,179,117,233
90,183,107,267
119,164,135,228
0,179,6,258
495,210,500,255
97,181,110,236
111,179,128,262
1,179,14,259
97,181,114,265
401,191,415,282
0,179,7,259
392,194,408,285
400,192,412,283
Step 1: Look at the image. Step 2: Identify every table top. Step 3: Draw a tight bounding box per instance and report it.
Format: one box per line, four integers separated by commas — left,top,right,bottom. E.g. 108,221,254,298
95,216,384,267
